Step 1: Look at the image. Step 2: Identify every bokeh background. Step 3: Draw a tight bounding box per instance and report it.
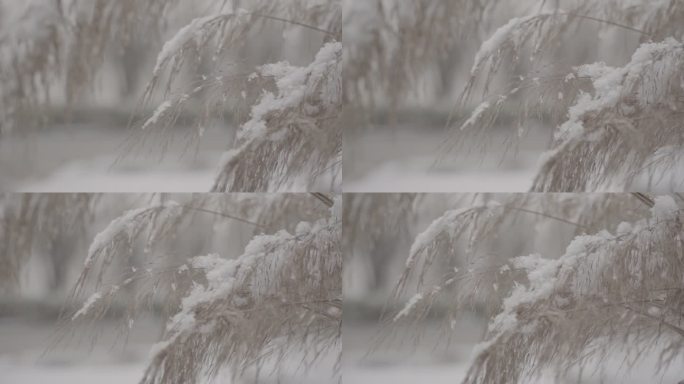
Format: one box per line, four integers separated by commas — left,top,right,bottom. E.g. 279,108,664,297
0,1,327,192
343,1,684,192
0,194,337,383
343,193,684,383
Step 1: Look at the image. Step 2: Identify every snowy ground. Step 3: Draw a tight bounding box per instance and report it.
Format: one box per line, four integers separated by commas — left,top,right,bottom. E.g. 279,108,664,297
0,317,158,384
343,316,479,384
344,124,684,192
344,125,546,192
1,363,147,384
344,318,684,384
345,158,536,192
1,361,339,384
0,317,337,384
0,124,231,192
16,157,218,192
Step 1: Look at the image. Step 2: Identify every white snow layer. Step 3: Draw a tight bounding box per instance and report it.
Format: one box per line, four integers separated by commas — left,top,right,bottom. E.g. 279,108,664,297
153,10,245,76
150,212,336,359
238,41,342,143
142,101,173,130
407,200,502,267
461,101,490,130
85,201,181,267
71,292,102,320
651,195,679,221
471,13,551,75
557,38,683,142
393,293,423,322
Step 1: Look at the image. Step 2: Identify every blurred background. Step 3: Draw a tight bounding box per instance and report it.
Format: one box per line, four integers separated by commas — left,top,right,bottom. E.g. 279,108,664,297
343,1,684,192
0,194,337,383
342,193,684,383
0,1,326,192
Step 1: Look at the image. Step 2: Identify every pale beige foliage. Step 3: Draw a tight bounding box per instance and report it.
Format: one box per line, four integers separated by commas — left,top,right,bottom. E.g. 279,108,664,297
0,193,341,383
0,0,342,191
380,193,684,383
